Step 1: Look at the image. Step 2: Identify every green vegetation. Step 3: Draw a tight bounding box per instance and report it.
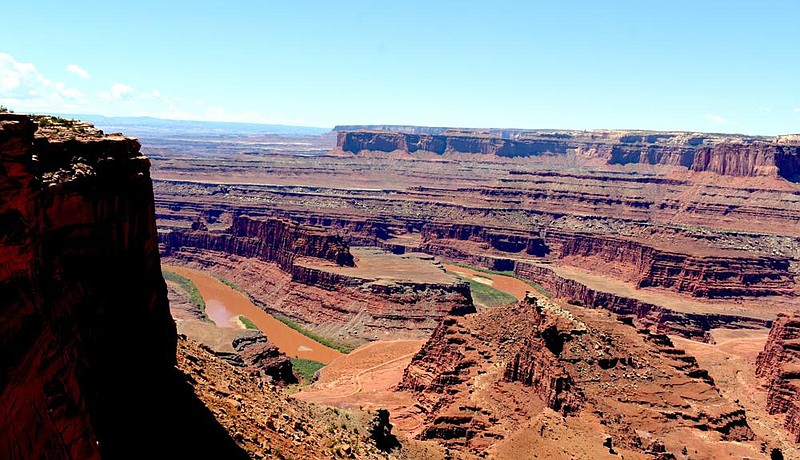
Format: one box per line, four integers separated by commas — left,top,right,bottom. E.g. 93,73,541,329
238,315,258,330
0,105,11,113
521,279,553,298
162,269,209,321
448,262,553,299
214,275,244,293
450,262,514,277
274,315,356,354
291,358,325,382
459,276,518,308
31,114,77,128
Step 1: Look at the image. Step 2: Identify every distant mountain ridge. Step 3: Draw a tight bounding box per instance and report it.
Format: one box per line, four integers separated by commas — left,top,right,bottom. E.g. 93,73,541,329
55,113,329,137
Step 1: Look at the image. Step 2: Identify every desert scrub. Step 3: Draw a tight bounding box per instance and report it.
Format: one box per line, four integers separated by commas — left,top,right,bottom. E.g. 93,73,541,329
162,269,209,321
274,315,356,354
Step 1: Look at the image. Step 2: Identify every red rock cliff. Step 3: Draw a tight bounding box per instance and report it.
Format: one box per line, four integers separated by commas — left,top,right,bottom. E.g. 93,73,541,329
161,215,354,272
337,129,800,180
756,311,800,442
0,114,177,458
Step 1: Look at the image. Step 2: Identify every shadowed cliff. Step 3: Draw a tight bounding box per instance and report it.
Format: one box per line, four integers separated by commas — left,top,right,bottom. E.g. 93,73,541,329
0,114,247,459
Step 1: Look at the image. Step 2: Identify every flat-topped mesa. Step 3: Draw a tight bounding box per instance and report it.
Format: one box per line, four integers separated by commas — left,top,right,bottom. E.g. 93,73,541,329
756,311,800,442
335,129,800,180
0,114,177,458
161,215,354,271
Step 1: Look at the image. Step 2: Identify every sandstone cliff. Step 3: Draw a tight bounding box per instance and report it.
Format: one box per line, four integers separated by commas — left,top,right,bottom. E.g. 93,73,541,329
162,215,354,271
0,114,244,459
756,311,800,442
336,129,800,180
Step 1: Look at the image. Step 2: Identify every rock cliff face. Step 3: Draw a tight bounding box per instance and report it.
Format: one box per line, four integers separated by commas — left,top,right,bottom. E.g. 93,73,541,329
162,215,354,271
337,129,800,180
513,261,770,341
549,232,795,298
693,143,800,179
0,114,177,458
756,311,800,441
400,296,754,456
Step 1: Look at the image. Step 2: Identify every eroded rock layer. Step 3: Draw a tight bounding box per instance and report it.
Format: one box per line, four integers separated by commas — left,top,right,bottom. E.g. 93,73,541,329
0,114,177,458
161,221,474,342
336,129,800,180
756,311,800,441
400,296,758,457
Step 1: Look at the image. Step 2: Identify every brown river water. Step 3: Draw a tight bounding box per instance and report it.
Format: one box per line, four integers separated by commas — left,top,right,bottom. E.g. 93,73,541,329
164,265,342,364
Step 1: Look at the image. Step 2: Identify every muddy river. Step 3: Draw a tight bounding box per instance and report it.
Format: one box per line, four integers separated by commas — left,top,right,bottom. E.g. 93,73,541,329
164,265,342,364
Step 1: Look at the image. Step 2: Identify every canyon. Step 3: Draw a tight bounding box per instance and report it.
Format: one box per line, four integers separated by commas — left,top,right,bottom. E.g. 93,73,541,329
145,121,800,458
3,113,800,459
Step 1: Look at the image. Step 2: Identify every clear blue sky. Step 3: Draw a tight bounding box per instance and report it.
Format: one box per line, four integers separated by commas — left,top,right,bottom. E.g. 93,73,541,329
2,1,798,134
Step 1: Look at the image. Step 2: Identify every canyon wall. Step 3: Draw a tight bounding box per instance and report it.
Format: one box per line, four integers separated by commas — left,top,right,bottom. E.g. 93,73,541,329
513,261,771,341
161,215,354,271
337,130,800,180
756,311,800,442
0,114,177,458
549,232,795,298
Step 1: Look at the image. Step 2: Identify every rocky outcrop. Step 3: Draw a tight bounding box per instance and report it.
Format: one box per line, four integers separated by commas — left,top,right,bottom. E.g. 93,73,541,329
400,295,754,456
0,114,178,458
693,143,800,179
162,215,354,272
756,311,800,441
232,333,296,384
337,129,800,180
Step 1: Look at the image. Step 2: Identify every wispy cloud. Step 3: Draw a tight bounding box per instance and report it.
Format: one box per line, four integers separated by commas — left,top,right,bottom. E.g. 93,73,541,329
703,114,730,125
100,83,135,100
0,53,287,125
0,53,85,111
794,108,800,113
66,64,91,80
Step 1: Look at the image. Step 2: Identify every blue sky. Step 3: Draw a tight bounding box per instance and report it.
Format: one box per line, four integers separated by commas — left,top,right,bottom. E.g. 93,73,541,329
2,1,799,134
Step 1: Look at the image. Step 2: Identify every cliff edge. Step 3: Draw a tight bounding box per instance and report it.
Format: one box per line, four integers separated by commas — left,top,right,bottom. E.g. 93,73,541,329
0,114,243,459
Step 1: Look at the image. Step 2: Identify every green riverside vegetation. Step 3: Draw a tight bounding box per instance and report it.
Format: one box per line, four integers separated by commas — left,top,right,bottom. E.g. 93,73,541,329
162,269,209,320
238,315,258,330
215,275,244,293
448,262,553,300
274,315,356,354
459,276,518,307
290,358,326,382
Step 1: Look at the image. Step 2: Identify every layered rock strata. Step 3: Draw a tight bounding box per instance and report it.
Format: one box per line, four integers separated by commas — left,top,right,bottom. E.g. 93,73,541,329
756,311,800,442
0,114,242,458
400,295,755,456
161,222,474,341
336,129,800,180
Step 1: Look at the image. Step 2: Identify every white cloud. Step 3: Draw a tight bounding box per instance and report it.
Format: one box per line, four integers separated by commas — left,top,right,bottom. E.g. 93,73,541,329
100,83,135,100
0,53,85,112
794,108,800,113
703,114,730,125
759,107,773,114
138,89,162,100
66,64,91,80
